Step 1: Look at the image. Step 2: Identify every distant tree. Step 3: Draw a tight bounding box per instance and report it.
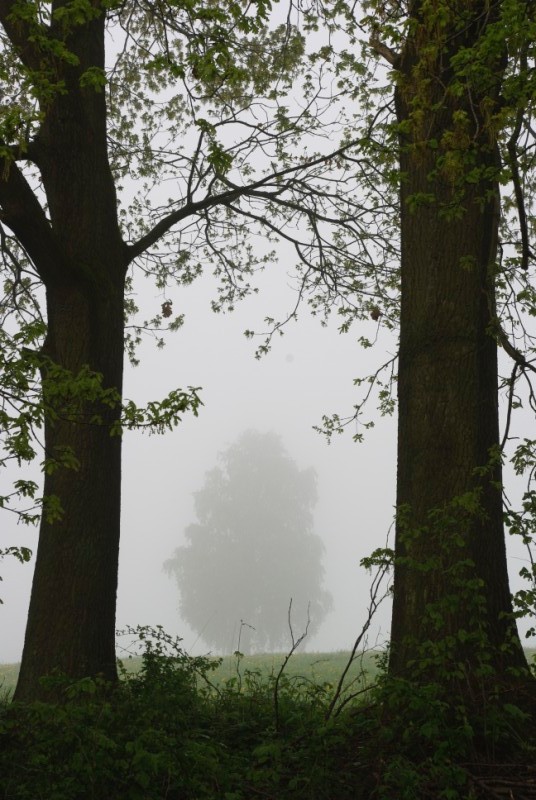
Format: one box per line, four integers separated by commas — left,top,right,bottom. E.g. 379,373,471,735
165,431,332,653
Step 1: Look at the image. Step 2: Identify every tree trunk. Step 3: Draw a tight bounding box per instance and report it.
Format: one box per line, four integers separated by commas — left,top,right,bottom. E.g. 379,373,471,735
14,282,125,700
389,2,529,685
13,16,127,701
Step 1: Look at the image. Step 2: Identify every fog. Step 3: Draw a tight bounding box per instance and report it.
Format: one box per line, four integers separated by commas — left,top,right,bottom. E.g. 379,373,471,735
1,262,400,662
1,262,533,663
118,264,401,656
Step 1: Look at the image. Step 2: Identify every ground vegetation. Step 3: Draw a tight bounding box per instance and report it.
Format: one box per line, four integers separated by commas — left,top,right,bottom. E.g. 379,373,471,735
1,628,535,799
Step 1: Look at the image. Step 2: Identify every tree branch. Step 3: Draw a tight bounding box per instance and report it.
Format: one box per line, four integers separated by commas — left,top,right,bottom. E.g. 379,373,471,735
325,554,391,721
0,0,43,71
125,142,360,263
273,598,310,734
369,31,400,67
0,157,66,284
506,131,532,273
500,363,518,451
505,41,532,271
496,322,536,374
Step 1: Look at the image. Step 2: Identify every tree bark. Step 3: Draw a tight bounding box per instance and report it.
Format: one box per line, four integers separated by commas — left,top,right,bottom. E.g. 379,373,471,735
14,282,125,700
12,14,127,700
389,1,530,685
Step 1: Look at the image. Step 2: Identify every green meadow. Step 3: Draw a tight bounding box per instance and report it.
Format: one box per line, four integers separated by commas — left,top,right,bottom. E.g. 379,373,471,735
0,649,380,699
3,647,534,699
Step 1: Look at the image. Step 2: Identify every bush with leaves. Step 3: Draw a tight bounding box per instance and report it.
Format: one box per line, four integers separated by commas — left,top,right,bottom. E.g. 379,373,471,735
0,626,374,800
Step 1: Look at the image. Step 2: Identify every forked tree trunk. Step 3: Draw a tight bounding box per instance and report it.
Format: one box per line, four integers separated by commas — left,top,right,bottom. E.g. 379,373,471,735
13,16,128,701
389,2,529,684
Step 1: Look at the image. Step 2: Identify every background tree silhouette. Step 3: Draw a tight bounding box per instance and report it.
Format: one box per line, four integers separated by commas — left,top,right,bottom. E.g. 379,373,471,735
165,430,332,653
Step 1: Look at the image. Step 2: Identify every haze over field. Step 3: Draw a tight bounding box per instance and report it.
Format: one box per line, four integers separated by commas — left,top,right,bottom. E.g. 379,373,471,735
0,268,531,662
1,266,398,662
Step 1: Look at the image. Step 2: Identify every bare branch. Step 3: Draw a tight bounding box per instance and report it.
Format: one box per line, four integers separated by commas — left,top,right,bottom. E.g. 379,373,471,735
273,598,310,734
325,557,391,721
125,141,360,263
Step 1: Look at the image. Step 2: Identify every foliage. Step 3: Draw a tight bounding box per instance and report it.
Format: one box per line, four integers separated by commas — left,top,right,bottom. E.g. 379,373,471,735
504,460,536,640
363,496,536,797
366,647,536,799
0,316,202,595
0,320,202,523
0,626,373,800
1,626,535,800
165,430,332,652
308,0,536,434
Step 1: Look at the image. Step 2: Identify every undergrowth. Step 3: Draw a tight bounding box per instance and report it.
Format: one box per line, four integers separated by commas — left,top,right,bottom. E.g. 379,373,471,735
0,627,373,800
0,626,534,799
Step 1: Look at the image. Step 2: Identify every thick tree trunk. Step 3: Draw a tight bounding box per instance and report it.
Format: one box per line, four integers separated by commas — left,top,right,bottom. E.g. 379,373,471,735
389,3,529,684
13,15,127,700
14,281,125,700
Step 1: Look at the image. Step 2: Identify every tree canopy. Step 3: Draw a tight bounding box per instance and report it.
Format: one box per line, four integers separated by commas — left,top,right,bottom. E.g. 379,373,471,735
165,430,332,653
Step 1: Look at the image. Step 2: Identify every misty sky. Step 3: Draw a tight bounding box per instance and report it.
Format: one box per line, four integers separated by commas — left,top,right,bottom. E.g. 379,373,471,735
1,256,533,664
1,263,401,662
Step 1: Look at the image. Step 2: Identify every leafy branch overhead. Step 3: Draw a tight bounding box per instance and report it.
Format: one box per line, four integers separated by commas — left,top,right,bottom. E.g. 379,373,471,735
0,322,201,522
0,0,406,551
0,0,400,312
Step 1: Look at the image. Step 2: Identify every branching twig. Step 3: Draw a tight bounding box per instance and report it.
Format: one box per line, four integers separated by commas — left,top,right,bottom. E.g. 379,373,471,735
273,599,310,734
234,619,255,693
325,559,391,721
500,362,519,451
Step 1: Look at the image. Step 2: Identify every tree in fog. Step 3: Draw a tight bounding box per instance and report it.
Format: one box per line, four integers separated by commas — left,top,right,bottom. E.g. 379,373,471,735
165,431,332,653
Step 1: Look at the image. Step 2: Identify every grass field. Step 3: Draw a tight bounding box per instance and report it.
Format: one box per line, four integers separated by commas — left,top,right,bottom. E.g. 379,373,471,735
0,648,380,699
207,648,379,688
2,648,533,699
